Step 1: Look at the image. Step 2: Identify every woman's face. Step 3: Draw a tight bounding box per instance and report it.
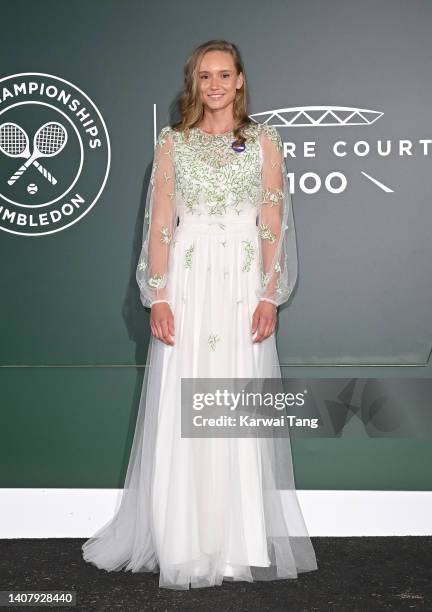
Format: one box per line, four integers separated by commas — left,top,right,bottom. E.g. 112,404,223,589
197,50,243,113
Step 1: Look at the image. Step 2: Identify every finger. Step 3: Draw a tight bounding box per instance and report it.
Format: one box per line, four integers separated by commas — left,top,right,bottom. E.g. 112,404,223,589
262,315,276,340
263,322,273,340
154,321,162,341
168,314,175,337
252,314,261,342
264,320,274,338
161,319,174,345
254,318,268,343
262,323,272,342
159,320,169,345
251,309,259,334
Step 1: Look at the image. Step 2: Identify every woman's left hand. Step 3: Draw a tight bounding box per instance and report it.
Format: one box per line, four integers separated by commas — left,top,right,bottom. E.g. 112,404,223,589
251,301,277,343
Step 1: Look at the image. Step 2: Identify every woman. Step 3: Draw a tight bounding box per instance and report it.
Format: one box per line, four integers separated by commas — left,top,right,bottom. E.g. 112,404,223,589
82,39,318,590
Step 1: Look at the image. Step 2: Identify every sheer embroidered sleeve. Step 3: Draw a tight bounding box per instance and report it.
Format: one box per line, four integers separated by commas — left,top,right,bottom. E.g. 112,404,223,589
256,125,298,306
136,126,177,308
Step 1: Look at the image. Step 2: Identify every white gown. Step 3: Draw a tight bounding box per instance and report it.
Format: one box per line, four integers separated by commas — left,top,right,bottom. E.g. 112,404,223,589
82,122,318,589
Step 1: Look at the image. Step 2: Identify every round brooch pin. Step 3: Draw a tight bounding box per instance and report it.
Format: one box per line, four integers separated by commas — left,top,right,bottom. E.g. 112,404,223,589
231,140,245,153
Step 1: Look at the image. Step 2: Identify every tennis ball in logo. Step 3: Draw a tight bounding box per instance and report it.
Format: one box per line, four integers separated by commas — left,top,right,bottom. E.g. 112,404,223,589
27,183,38,195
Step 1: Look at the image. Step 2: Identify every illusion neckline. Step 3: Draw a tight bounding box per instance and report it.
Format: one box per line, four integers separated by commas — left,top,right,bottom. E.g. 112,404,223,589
194,126,234,137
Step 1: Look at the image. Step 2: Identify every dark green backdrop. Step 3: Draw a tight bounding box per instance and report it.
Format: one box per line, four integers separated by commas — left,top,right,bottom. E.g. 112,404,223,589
1,0,431,490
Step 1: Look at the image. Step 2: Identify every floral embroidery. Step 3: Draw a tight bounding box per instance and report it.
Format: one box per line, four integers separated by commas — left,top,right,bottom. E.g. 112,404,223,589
149,161,159,186
150,126,175,187
155,126,172,148
241,240,255,272
148,273,166,289
172,124,262,215
259,223,276,243
260,124,283,152
160,226,172,245
184,243,194,268
137,258,147,272
208,333,220,351
276,277,284,295
208,202,227,216
262,187,283,206
136,123,292,308
276,274,289,296
261,271,271,287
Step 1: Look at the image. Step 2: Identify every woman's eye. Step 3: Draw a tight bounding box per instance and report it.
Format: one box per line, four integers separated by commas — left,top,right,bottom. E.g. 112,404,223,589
200,74,230,79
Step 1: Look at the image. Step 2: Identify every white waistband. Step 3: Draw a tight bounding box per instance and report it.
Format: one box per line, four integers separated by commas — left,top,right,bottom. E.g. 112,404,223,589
177,218,257,234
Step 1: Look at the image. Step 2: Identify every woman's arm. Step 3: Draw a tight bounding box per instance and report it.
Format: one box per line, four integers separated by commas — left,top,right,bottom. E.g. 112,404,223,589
256,125,298,307
136,126,177,309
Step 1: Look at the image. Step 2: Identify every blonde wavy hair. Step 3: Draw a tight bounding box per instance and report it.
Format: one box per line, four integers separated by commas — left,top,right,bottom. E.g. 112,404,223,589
171,40,253,146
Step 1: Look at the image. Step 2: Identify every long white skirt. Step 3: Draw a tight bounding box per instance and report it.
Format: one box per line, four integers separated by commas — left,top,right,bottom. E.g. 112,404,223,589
82,217,318,589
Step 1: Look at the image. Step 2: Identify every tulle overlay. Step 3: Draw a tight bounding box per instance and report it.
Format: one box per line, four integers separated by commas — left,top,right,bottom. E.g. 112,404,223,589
82,124,318,589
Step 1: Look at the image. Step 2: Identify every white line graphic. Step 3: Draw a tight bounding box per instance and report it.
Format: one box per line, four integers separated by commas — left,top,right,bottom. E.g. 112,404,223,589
0,122,60,185
360,171,394,193
250,106,383,127
5,121,68,186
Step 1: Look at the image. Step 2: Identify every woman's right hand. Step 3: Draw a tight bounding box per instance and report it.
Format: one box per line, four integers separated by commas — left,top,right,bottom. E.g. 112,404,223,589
150,302,175,345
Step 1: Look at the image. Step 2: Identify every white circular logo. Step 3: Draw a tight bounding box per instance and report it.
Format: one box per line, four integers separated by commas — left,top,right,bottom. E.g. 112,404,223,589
0,72,111,236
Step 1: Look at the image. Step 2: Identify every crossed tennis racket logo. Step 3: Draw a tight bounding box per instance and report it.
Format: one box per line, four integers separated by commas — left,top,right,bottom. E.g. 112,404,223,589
0,121,68,186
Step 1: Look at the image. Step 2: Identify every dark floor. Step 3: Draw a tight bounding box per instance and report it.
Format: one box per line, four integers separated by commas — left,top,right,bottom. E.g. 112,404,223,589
0,537,431,611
